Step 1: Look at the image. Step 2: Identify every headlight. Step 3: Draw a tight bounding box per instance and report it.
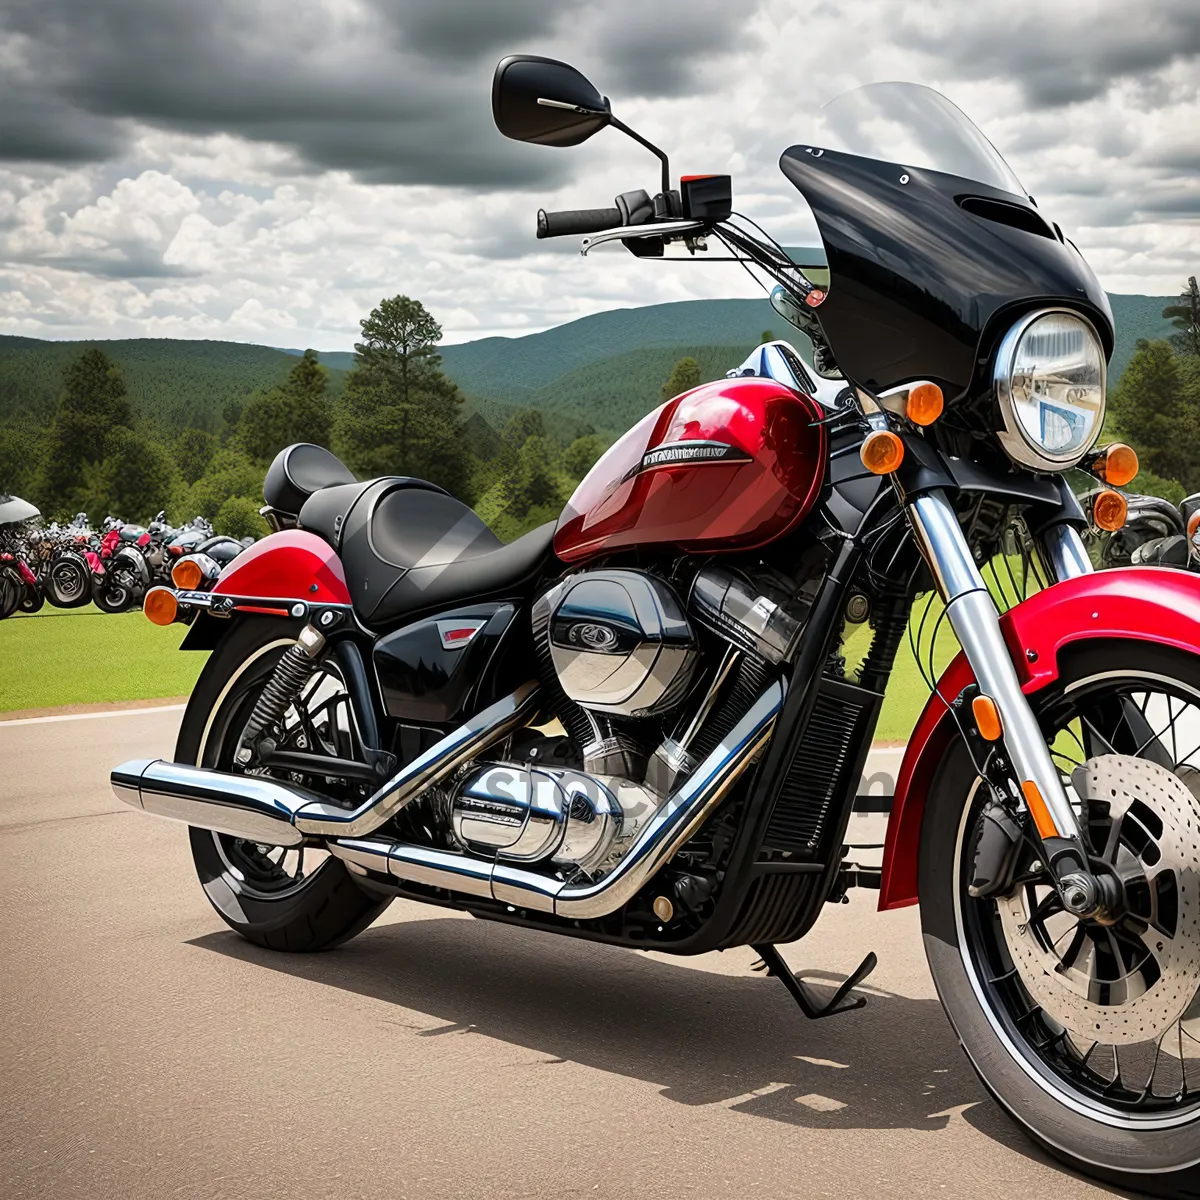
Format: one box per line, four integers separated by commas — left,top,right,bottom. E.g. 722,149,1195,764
994,309,1106,471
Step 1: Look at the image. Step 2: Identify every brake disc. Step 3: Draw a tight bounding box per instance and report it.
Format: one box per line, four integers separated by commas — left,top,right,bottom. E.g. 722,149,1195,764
998,754,1200,1046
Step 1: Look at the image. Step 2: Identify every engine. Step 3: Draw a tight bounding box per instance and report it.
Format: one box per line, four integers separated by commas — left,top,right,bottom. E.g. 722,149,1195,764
443,565,809,878
533,569,698,717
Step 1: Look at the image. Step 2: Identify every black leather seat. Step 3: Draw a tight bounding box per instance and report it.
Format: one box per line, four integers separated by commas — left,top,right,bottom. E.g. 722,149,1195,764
298,474,557,626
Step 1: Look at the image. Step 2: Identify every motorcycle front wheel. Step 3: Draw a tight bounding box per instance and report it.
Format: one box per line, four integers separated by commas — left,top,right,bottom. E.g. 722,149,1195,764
177,618,390,951
921,641,1200,1196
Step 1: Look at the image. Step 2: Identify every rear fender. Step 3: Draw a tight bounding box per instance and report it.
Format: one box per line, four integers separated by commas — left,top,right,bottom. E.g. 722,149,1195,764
179,530,350,651
880,566,1200,910
211,529,350,606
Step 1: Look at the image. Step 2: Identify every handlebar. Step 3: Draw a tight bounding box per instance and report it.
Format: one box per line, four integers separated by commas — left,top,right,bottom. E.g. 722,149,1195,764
537,206,623,238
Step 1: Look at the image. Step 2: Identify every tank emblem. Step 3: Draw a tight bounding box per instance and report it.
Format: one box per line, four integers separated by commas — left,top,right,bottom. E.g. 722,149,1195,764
626,439,753,479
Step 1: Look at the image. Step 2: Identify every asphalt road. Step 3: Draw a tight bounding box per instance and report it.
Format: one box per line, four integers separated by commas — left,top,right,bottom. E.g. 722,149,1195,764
1,709,1123,1200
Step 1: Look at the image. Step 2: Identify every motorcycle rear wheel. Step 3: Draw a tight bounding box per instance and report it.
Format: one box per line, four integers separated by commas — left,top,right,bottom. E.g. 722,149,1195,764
920,642,1200,1196
91,575,136,614
178,618,390,952
45,553,92,608
0,569,20,620
19,582,44,614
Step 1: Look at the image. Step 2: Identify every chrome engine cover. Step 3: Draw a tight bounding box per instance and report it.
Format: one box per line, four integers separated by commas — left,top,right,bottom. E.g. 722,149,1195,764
452,762,628,872
533,569,697,718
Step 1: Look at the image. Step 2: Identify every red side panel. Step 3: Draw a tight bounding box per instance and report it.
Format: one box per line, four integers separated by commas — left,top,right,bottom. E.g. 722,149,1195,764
554,377,826,563
211,530,351,606
879,566,1200,911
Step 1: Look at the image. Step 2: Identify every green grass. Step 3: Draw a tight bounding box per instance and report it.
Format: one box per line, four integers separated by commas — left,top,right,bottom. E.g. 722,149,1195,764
0,606,207,712
0,600,944,741
1,561,1038,744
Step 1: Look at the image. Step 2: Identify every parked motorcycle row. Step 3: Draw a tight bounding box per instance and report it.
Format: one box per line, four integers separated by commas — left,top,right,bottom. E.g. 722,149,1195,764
0,494,253,620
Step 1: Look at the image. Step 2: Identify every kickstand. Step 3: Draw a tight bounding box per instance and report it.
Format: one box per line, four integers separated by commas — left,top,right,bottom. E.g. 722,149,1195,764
751,943,878,1020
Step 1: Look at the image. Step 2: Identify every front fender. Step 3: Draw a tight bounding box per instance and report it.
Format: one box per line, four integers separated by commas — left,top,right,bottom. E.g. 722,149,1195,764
879,566,1200,911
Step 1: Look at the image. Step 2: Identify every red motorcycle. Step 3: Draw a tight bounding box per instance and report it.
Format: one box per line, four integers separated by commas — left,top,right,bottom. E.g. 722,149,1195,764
0,494,43,617
113,63,1200,1193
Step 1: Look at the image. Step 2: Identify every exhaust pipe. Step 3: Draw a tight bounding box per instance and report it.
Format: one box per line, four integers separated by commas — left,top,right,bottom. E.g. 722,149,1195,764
111,681,540,842
327,679,784,921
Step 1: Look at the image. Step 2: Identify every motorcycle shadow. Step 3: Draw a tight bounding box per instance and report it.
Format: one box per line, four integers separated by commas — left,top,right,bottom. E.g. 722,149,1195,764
190,912,1068,1159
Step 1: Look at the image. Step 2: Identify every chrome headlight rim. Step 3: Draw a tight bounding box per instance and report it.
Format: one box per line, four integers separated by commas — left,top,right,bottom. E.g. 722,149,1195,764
993,306,1107,472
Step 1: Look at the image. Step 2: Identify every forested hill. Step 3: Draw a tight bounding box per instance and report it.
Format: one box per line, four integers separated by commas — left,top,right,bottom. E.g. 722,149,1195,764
313,291,1172,410
2,292,1176,437
0,337,343,432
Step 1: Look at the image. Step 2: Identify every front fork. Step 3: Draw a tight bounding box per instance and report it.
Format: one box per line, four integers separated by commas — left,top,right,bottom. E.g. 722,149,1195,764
907,490,1107,916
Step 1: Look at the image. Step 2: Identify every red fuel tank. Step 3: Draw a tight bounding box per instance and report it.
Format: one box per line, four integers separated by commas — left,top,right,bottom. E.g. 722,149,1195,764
554,377,827,563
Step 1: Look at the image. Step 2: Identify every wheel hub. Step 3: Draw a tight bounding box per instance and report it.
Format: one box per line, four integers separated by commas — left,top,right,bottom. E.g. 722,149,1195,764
998,754,1200,1046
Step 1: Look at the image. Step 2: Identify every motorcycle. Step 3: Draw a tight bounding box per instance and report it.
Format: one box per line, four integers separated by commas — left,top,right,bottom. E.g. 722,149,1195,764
1100,490,1200,569
92,511,173,614
0,494,44,616
111,63,1200,1193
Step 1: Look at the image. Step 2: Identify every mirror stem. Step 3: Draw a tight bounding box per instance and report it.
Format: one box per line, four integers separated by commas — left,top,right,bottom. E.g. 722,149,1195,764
610,116,671,198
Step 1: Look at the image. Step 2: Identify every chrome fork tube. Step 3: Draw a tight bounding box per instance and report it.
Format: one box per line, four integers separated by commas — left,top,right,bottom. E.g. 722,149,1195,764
908,490,1083,842
1040,522,1093,582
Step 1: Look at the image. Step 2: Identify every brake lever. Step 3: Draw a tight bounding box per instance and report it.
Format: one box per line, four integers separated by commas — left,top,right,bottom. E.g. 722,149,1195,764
580,218,707,256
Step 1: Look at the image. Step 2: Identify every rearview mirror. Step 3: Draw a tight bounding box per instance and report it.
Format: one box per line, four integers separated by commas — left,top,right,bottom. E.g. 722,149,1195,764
492,55,611,147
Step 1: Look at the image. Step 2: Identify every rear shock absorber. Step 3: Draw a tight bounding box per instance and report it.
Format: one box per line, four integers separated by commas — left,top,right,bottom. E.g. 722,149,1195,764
236,625,326,763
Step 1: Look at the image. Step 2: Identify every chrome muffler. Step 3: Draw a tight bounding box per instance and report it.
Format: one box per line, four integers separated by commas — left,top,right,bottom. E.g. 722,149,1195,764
327,680,784,920
111,682,540,842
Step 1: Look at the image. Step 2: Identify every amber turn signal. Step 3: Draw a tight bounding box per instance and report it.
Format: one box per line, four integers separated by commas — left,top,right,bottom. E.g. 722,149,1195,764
905,382,944,426
171,558,204,591
143,586,178,626
1189,511,1200,543
1092,488,1128,532
860,430,905,475
1093,442,1139,487
971,694,1003,742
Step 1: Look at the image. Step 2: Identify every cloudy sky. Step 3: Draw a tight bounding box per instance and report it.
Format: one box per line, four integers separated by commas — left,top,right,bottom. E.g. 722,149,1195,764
1,0,1197,350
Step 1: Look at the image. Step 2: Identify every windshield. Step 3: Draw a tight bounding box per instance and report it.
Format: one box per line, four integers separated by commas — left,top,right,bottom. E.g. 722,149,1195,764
814,82,1025,198
778,83,1112,397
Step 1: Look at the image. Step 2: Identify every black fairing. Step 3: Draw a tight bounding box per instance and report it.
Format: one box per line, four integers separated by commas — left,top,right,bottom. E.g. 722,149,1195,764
373,603,516,723
779,147,1114,396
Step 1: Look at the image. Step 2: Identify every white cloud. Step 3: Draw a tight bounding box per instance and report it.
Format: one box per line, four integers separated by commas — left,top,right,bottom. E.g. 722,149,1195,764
0,0,1196,351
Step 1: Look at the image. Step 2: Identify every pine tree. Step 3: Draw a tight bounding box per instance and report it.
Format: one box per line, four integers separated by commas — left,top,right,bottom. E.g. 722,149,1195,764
660,356,702,402
502,407,546,450
0,420,44,500
90,427,180,524
239,349,332,465
40,349,132,516
562,434,606,480
1164,277,1200,358
336,296,471,498
175,428,217,484
1109,339,1199,489
215,495,268,540
180,447,264,523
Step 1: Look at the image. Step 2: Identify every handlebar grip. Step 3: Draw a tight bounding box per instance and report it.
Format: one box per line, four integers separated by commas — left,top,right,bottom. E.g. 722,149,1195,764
537,206,623,239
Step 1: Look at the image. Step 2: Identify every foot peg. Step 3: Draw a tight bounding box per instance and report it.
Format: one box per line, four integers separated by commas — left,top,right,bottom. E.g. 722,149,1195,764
751,943,877,1020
